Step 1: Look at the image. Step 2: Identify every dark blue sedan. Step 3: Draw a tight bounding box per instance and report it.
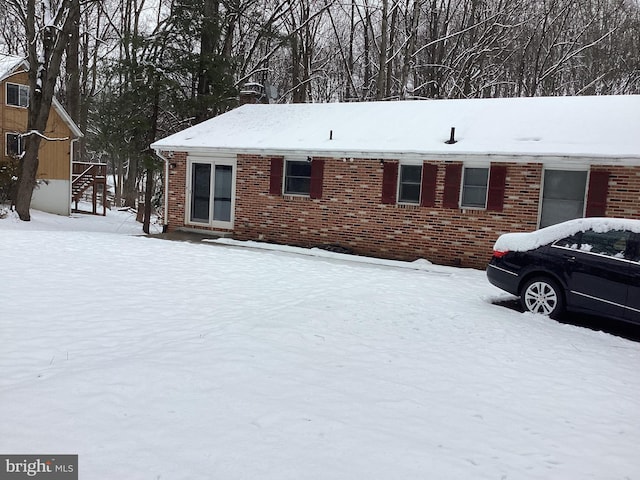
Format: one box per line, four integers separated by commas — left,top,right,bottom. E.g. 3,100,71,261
486,218,640,323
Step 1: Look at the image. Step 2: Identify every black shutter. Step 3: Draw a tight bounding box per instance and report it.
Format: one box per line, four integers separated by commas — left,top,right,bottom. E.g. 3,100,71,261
310,159,325,199
486,165,507,212
381,161,398,204
585,170,609,217
443,163,462,208
269,157,284,195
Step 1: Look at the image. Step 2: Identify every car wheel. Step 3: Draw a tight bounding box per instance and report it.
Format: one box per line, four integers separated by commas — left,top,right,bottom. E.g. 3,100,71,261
521,277,565,318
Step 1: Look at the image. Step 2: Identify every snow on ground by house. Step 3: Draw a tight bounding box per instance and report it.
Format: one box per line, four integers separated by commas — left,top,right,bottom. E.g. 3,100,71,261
1,210,639,480
0,205,162,234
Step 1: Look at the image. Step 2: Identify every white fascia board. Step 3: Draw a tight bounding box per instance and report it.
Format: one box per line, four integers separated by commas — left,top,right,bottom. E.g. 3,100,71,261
52,97,83,138
151,145,640,167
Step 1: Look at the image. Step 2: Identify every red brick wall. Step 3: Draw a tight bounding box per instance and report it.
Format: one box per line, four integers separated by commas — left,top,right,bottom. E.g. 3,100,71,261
165,151,187,230
164,153,640,269
232,155,542,268
597,165,640,218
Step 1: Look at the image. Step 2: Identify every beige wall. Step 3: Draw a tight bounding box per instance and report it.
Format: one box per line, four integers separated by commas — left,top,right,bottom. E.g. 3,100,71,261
1,69,73,181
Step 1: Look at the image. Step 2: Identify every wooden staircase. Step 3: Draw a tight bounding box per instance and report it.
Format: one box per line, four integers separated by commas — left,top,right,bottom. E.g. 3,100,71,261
72,162,107,215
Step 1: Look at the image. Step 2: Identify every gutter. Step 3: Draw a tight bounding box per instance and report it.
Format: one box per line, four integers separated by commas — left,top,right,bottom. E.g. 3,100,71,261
147,145,640,167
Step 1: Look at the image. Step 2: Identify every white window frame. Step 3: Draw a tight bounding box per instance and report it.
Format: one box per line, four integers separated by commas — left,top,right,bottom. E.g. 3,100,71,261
186,155,237,229
397,163,423,205
538,166,588,228
5,132,24,157
284,158,312,196
6,82,29,108
460,165,489,209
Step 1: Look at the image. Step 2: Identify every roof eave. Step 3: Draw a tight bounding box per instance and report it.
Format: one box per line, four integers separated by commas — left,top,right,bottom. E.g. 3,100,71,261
0,57,29,84
151,145,640,166
52,97,83,138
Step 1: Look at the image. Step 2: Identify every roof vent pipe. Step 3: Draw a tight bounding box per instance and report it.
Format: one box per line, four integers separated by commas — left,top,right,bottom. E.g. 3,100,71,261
445,127,457,144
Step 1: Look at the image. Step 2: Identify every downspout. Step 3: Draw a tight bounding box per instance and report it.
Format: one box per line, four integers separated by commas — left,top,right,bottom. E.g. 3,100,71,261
153,148,170,232
69,137,79,215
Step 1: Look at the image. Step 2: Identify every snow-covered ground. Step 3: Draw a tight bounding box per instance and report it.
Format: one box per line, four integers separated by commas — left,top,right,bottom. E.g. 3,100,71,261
1,209,639,480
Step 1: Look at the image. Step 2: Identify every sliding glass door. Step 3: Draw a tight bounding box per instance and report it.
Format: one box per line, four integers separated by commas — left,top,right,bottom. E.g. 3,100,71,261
188,157,236,228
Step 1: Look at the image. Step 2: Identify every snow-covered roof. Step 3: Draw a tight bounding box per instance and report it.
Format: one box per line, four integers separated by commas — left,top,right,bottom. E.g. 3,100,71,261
493,217,640,252
0,52,82,138
151,95,640,162
0,53,28,82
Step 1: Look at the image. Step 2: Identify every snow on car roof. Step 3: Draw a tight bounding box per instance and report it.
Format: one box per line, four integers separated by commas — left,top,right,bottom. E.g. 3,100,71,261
493,217,640,252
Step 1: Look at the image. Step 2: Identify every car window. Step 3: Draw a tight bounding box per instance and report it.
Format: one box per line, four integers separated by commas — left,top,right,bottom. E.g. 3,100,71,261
554,233,582,250
627,236,640,263
579,230,631,259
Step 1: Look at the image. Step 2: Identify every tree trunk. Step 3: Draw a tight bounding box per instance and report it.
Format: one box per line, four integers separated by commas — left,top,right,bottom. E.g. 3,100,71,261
142,168,153,234
15,0,75,221
65,0,81,131
376,0,389,99
14,138,41,219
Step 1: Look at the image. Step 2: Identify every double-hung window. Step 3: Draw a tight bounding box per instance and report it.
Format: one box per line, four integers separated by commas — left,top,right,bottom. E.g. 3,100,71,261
284,160,312,195
398,165,422,204
6,83,29,107
381,162,437,206
461,167,489,208
539,169,587,228
6,133,24,157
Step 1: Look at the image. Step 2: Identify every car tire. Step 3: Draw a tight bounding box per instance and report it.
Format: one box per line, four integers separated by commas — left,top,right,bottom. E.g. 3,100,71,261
520,276,565,318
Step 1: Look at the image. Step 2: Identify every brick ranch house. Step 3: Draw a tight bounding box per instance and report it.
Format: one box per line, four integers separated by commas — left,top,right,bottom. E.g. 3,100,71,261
151,95,640,269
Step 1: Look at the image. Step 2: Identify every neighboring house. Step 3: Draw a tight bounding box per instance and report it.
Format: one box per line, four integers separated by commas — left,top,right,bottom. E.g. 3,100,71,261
0,53,83,215
151,95,640,268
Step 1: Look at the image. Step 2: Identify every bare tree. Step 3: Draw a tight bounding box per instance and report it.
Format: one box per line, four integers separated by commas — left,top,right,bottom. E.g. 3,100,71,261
8,0,78,221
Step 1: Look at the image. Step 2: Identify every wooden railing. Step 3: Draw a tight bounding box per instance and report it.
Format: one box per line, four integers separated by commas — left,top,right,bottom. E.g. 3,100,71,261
72,162,107,215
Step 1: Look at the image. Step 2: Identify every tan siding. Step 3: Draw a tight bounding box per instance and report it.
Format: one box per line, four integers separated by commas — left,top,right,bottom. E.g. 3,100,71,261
1,70,73,180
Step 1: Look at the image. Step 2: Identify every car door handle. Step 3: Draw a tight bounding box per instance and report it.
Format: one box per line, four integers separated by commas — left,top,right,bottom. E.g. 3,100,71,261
564,256,576,263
